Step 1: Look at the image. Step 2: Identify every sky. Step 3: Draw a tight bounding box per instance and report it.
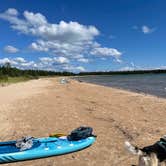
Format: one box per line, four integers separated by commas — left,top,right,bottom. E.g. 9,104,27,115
0,0,165,72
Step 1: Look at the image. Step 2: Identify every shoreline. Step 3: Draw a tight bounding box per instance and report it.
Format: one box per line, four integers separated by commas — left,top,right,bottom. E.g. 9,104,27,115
73,74,166,99
76,80,166,100
0,78,166,166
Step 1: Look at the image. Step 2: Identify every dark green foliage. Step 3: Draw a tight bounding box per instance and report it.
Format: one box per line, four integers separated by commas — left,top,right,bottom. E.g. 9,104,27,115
78,69,166,75
0,63,75,79
0,74,8,82
0,63,166,80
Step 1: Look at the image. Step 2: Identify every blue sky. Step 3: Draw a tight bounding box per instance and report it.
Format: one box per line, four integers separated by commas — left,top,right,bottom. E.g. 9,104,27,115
0,0,165,72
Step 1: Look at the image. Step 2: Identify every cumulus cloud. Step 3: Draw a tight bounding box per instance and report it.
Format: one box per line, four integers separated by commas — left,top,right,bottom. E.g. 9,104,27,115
115,58,122,63
14,57,26,63
77,58,89,63
63,65,85,72
39,56,69,65
0,57,18,66
21,61,37,68
157,66,166,69
0,57,83,72
0,9,99,42
54,57,69,64
130,62,135,67
1,56,85,72
4,45,19,53
39,57,52,63
119,61,142,71
0,8,123,71
133,25,155,34
120,66,135,71
75,66,85,72
0,57,36,68
0,58,11,65
38,57,84,72
90,47,122,58
38,56,71,71
5,8,19,16
141,25,155,34
30,42,48,52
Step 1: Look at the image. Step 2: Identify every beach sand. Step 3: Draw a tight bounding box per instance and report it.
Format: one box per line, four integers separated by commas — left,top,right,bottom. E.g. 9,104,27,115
0,77,166,166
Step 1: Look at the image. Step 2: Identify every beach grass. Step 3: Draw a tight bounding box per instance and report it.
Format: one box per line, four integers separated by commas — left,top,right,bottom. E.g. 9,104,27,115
0,76,38,85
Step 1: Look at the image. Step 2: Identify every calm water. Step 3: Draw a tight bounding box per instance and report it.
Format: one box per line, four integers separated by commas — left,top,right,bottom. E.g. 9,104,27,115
74,74,166,98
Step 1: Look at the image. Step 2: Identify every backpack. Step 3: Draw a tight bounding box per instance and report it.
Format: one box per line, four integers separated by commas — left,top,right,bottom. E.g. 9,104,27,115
67,126,96,141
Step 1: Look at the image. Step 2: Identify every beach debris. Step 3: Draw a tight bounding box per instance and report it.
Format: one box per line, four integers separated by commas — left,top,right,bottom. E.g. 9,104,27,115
60,78,69,84
77,79,83,83
0,83,8,87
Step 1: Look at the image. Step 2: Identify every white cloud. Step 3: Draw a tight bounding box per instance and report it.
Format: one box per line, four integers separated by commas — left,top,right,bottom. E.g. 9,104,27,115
75,66,85,72
119,66,135,71
133,25,155,34
5,8,19,16
115,58,122,63
53,57,69,64
120,65,166,71
38,57,84,72
14,57,26,63
0,9,122,63
39,56,69,64
130,62,135,67
0,9,99,42
30,42,48,52
159,66,166,69
39,56,72,71
63,65,85,72
39,57,52,63
20,61,36,68
29,39,90,60
0,58,11,65
0,57,85,72
90,47,122,58
0,57,37,69
142,25,155,34
0,58,18,66
77,58,89,63
101,57,106,61
24,11,47,26
4,45,19,53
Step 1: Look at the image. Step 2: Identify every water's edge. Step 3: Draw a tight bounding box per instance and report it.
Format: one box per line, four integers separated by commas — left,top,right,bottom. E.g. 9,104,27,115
73,74,166,98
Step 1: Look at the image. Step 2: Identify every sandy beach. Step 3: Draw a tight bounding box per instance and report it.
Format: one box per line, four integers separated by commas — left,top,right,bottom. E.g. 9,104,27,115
0,77,166,166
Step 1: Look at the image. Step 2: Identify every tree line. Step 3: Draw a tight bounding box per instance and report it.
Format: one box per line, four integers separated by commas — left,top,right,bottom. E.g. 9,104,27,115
0,63,166,81
78,69,166,76
0,63,75,81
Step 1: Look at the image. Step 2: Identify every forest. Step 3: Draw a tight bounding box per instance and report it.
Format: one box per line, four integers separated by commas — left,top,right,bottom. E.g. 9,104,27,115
0,62,166,83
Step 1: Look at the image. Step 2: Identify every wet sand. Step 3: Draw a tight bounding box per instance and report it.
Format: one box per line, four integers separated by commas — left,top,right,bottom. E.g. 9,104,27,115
0,77,166,166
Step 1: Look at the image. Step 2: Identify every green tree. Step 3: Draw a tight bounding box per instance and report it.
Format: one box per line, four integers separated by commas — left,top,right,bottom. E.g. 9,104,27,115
4,62,11,69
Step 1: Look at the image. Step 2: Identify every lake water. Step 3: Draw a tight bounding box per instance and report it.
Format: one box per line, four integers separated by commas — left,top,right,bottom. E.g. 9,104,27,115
74,74,166,98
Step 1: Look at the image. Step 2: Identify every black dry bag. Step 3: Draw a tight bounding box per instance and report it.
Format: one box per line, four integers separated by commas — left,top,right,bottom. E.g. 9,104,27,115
67,126,95,141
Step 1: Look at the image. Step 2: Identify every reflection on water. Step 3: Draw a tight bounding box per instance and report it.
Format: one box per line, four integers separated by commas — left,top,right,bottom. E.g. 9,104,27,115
74,74,166,98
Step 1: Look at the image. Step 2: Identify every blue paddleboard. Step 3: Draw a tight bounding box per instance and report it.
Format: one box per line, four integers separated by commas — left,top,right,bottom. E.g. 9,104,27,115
0,136,96,163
